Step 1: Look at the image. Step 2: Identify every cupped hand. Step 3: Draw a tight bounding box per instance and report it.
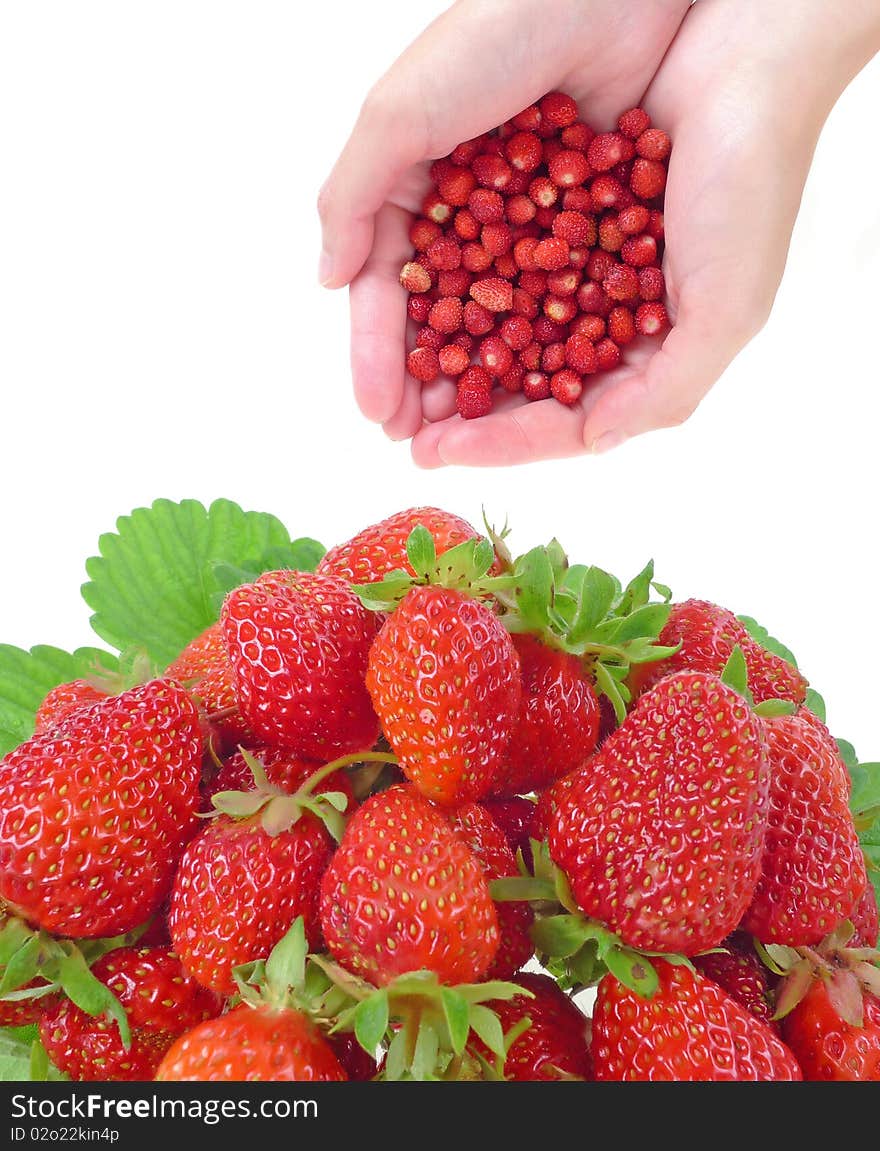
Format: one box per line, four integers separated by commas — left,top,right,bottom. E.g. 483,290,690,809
316,0,849,467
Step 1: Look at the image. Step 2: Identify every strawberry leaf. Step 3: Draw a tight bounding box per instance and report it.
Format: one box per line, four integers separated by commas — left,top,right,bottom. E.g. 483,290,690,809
0,1031,67,1082
354,990,389,1056
82,498,324,668
467,1004,506,1058
720,645,752,702
805,688,826,722
440,988,470,1056
0,644,119,757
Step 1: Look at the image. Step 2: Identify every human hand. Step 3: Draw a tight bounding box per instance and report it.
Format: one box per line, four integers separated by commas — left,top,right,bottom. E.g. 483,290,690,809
317,0,880,467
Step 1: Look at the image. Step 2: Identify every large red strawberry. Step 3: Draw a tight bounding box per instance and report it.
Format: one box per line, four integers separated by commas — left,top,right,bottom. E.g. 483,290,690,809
490,635,600,796
33,680,109,736
742,708,867,946
318,506,484,584
852,885,879,948
548,671,770,954
221,570,381,759
320,784,499,986
0,679,203,937
39,946,221,1081
366,586,521,805
592,960,802,1080
448,803,534,979
156,1003,347,1081
470,972,594,1080
166,621,254,751
782,979,880,1080
632,600,807,704
483,795,537,870
693,934,778,1030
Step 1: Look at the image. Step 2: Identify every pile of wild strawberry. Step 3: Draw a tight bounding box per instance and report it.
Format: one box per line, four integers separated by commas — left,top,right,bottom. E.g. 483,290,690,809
1,504,879,1082
401,91,671,418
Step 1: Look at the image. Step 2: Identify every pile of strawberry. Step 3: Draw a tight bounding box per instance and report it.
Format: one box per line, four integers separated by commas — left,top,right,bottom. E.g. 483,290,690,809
1,503,879,1082
401,91,671,417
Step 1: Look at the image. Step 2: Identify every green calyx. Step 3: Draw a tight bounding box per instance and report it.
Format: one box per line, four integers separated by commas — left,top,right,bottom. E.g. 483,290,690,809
720,646,796,717
210,748,397,843
0,911,145,1048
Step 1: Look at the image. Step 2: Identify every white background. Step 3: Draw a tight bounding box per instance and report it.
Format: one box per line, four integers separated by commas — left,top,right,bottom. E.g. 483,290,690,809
1,2,878,758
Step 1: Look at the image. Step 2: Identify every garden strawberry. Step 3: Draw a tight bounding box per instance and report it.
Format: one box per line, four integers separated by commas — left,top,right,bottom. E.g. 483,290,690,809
165,620,254,750
548,671,770,954
491,635,600,796
852,885,879,948
742,708,867,945
156,1003,347,1082
781,980,880,1080
592,960,802,1080
0,679,202,937
221,570,381,760
39,946,221,1081
320,784,499,986
33,680,108,735
366,586,521,805
693,933,778,1029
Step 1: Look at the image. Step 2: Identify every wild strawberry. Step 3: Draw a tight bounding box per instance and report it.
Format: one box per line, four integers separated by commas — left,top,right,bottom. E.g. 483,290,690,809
551,209,593,247
407,293,432,324
638,265,665,300
693,934,778,1029
319,507,482,585
562,186,593,212
506,194,536,226
511,289,539,320
594,337,621,371
621,234,657,267
448,803,534,979
463,299,495,335
39,947,221,1081
587,132,633,172
528,176,558,208
456,383,493,419
636,301,669,334
607,306,636,345
367,587,521,805
618,107,651,140
532,236,569,271
742,709,867,946
541,343,566,374
453,331,475,353
603,263,640,302
512,236,539,271
592,961,801,1081
549,672,770,954
421,191,453,225
634,601,808,705
533,316,568,345
636,127,672,161
426,236,461,272
0,680,202,937
617,204,650,235
550,369,583,405
458,364,493,393
534,205,558,231
451,136,488,165
589,175,626,211
782,980,880,1081
570,313,605,342
320,784,500,983
540,92,579,129
479,335,515,376
454,208,481,241
647,208,665,239
472,154,513,191
409,217,442,251
561,121,595,151
438,343,470,377
460,242,493,273
468,188,505,224
564,333,599,374
482,224,513,259
221,571,380,760
518,270,547,297
598,214,625,252
471,973,594,1081
406,346,440,383
512,104,542,132
499,364,524,393
437,268,472,297
428,296,464,334
519,342,542,370
33,681,109,735
415,325,444,352
438,165,476,207
548,150,590,188
493,252,518,279
543,295,577,325
157,1003,347,1082
546,267,582,297
470,277,513,312
499,315,533,351
523,371,550,401
577,280,611,315
630,157,667,199
505,131,543,172
586,248,616,282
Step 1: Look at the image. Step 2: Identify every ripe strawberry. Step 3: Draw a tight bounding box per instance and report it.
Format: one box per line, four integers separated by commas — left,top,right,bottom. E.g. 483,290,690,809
528,176,558,208
461,242,494,273
603,263,640,302
565,333,599,374
407,293,432,324
482,222,513,257
522,371,550,401
570,313,605,342
415,325,444,352
471,973,593,1080
479,334,515,376
852,885,879,947
511,104,542,132
471,154,513,191
492,636,600,796
638,265,665,300
166,621,254,750
39,947,221,1081
594,337,621,370
532,237,569,271
398,261,433,293
499,315,533,350
483,795,537,867
426,235,461,271
607,306,636,345
437,165,476,207
320,784,499,985
781,980,880,1081
458,364,493,392
551,209,593,247
548,150,590,188
742,709,867,946
541,343,566,374
156,1003,347,1082
592,961,802,1080
505,131,543,172
621,234,657,267
318,507,482,586
448,803,534,979
617,204,650,234
468,188,505,224
406,347,440,383
632,599,808,705
636,127,672,161
366,586,521,805
561,121,595,151
221,570,380,760
635,301,668,334
693,934,778,1029
587,132,634,172
33,681,108,736
539,92,579,129
409,218,442,251
463,299,495,334
499,364,525,393
589,175,626,211
618,107,651,140
438,343,470,376
457,381,493,419
506,194,536,225
550,369,583,405
598,214,625,252
469,277,513,312
630,157,667,199
0,679,202,937
428,296,464,334
454,207,481,240
548,672,770,954
546,267,582,297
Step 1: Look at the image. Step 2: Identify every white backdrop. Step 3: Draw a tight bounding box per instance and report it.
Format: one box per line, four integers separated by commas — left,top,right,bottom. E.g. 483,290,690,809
1,2,878,758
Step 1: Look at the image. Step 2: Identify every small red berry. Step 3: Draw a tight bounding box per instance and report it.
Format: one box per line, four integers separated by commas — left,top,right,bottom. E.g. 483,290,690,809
533,316,569,345
598,214,625,252
511,287,539,319
561,121,595,151
519,341,542,371
539,92,579,129
438,343,470,376
630,158,667,199
635,302,669,335
416,325,444,351
603,263,640,302
506,194,537,226
590,175,626,211
617,204,650,235
494,252,518,279
534,206,558,231
407,347,440,383
570,313,605,341
407,293,433,324
450,136,486,166
461,242,494,273
548,150,591,188
550,369,583,405
552,210,593,246
428,296,464,334
636,128,671,161
618,107,651,140
543,295,577,324
409,218,442,251
522,370,551,400
479,335,515,376
607,306,637,345
459,364,493,392
438,165,477,207
577,280,611,315
399,261,433,293
463,300,495,335
456,383,493,419
541,342,567,373
481,222,513,256
647,209,665,240
499,364,525,393
470,277,514,312
518,270,548,297
437,268,472,297
621,234,658,267
638,266,665,301
533,236,569,271
453,208,481,241
565,333,599,374
505,131,543,172
468,188,505,224
595,337,622,371
546,267,581,297
422,191,453,225
500,315,533,351
472,154,513,191
587,249,616,282
528,176,558,208
587,132,634,172
562,186,593,213
512,105,542,132
427,236,462,271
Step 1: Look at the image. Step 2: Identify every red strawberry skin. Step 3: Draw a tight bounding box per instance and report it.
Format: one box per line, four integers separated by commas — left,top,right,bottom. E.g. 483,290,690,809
852,885,879,948
592,961,802,1081
221,570,381,760
39,946,221,1081
633,600,808,705
782,980,880,1081
693,934,778,1030
742,709,867,946
166,621,254,751
471,972,593,1080
448,803,534,979
491,635,599,796
318,507,483,584
320,784,499,986
0,680,203,937
548,672,770,954
168,812,334,995
366,586,521,806
156,1003,347,1081
34,681,108,736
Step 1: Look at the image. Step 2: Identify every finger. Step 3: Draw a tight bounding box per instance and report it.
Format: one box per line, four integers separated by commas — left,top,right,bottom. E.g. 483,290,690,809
382,374,424,441
348,203,413,424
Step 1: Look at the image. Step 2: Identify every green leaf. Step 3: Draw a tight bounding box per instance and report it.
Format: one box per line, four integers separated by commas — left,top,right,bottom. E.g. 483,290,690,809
753,699,797,719
720,645,751,701
851,762,880,820
440,988,470,1056
616,560,655,614
603,948,659,998
411,1022,440,1082
467,1004,505,1059
29,1039,49,1082
736,615,799,668
206,539,325,609
405,525,437,579
531,915,593,960
82,498,317,668
505,547,554,633
805,688,826,722
354,990,389,1056
0,1031,66,1082
605,603,671,644
55,947,130,1048
594,661,627,725
265,917,307,993
837,739,859,771
568,567,619,644
0,644,119,757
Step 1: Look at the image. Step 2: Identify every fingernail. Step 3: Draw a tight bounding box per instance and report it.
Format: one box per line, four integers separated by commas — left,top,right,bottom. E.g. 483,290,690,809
591,429,628,454
318,249,334,287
